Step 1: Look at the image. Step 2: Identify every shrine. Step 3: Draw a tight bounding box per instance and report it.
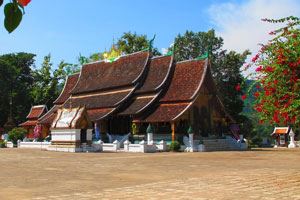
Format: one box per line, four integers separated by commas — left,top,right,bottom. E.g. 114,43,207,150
19,105,48,139
271,127,298,148
19,50,244,151
48,106,92,152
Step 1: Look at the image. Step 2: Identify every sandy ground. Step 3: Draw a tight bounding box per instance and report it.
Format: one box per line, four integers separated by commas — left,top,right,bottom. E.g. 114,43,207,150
0,148,299,200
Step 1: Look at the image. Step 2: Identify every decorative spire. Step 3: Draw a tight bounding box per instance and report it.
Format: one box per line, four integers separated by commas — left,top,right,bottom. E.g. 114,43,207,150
146,124,153,133
187,125,194,134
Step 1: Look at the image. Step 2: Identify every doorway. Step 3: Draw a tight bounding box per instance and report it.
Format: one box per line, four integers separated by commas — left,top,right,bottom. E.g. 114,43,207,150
80,129,87,143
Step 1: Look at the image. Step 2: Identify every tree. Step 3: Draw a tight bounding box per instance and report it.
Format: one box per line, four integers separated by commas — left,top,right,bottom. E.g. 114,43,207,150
245,16,300,126
173,30,250,122
0,52,35,126
79,32,163,65
30,55,77,109
1,0,31,33
117,32,161,56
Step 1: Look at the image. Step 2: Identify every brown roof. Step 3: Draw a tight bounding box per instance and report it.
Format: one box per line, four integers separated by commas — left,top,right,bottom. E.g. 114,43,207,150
137,103,191,123
71,51,150,94
119,95,157,115
38,105,59,125
136,55,173,94
19,120,39,127
26,105,47,119
53,73,79,105
87,108,115,121
137,59,208,122
273,127,289,134
64,88,134,109
118,55,173,116
161,60,206,102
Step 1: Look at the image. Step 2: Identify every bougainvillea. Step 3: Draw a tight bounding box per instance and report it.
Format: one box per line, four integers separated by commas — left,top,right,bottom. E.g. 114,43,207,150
241,16,300,126
0,0,31,33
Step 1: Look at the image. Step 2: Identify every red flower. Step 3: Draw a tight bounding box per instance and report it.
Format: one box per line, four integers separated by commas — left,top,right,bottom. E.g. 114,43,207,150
265,66,274,72
254,92,260,98
256,107,262,112
274,80,278,85
269,31,276,35
235,84,241,91
241,94,247,100
255,66,263,72
273,112,280,124
18,0,31,7
251,54,259,62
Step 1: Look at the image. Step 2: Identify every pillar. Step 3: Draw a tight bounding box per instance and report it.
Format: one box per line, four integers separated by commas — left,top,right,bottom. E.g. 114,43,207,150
171,122,175,142
288,129,296,148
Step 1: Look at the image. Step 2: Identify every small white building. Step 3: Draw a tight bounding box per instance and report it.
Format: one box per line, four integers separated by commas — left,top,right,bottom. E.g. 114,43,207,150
48,106,93,152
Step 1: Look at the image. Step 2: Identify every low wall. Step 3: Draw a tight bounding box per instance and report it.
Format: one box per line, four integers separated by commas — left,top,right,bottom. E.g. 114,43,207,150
6,141,14,148
102,140,119,152
124,140,160,153
18,141,51,149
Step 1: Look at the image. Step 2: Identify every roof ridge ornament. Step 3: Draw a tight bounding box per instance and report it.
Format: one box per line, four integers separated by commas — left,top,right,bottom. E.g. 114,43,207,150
142,34,156,52
195,44,212,60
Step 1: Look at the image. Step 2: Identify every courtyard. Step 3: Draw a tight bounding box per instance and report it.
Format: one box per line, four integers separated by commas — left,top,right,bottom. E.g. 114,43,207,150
0,149,299,199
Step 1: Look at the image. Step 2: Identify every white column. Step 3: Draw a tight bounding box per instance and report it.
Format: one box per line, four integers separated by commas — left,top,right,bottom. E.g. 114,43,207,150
124,140,130,152
189,133,194,152
288,129,296,148
147,132,153,145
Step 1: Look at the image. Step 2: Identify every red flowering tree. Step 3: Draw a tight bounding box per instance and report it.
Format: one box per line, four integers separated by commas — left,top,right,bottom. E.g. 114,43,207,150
244,16,300,126
0,0,31,33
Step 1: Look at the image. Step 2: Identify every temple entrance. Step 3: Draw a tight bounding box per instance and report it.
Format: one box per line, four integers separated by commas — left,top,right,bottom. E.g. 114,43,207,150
108,116,131,135
80,129,87,143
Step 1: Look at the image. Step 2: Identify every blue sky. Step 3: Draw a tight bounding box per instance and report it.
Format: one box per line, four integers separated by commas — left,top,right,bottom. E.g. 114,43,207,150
0,0,299,68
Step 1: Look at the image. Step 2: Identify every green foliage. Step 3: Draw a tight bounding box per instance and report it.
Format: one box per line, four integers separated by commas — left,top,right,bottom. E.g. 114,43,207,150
0,140,6,148
117,32,161,56
0,52,35,126
8,127,26,144
2,0,31,33
30,54,77,109
169,141,181,152
4,2,22,33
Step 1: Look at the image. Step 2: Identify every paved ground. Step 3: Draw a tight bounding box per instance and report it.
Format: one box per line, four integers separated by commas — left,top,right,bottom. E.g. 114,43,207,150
0,148,299,200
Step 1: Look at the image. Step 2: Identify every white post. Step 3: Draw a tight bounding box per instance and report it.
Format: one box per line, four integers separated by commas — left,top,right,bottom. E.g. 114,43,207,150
124,140,130,152
139,140,146,153
288,129,296,148
159,140,167,151
189,133,194,152
113,140,119,152
147,132,153,145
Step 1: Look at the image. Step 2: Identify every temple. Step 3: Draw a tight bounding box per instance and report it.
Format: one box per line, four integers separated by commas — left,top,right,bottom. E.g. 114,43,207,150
19,105,48,138
20,50,234,147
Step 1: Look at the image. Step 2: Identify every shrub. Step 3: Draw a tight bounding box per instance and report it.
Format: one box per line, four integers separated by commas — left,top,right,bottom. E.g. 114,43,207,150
0,140,6,148
8,128,26,145
169,140,181,152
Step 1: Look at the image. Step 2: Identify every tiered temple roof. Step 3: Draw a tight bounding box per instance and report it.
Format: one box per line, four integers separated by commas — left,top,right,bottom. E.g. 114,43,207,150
35,50,231,126
119,55,173,115
137,59,208,122
38,73,80,125
63,51,150,121
20,105,48,127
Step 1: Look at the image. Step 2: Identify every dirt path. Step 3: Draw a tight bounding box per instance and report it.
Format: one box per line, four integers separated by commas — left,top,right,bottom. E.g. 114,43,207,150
0,148,299,199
